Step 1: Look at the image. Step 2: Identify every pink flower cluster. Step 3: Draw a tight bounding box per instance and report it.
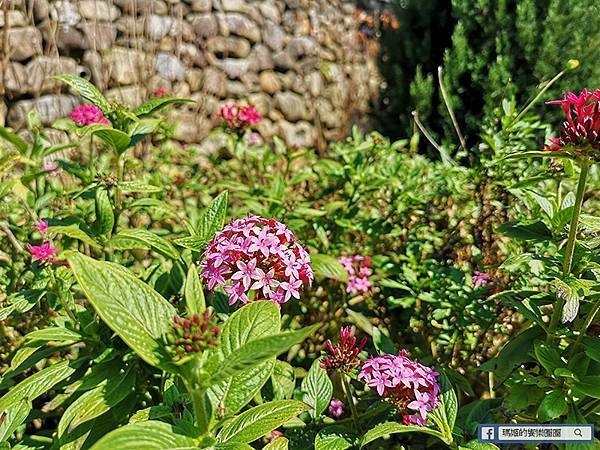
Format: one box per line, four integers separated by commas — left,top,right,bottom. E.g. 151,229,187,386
545,89,600,157
43,161,61,177
358,351,440,426
217,103,262,133
321,326,366,373
339,255,372,295
201,215,313,306
69,104,110,126
472,271,492,288
328,398,344,418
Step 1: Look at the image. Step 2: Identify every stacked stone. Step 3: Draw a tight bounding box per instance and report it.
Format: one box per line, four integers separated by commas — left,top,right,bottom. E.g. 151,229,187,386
0,0,380,148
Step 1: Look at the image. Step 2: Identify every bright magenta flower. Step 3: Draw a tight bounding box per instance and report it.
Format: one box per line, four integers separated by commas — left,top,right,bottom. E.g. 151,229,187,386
201,215,313,306
26,241,58,264
545,88,600,159
321,326,366,373
358,351,440,427
69,104,110,126
217,103,262,133
34,220,48,234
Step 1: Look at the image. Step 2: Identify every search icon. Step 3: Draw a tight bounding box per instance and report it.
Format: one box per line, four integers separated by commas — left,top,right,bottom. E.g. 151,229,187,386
574,428,583,437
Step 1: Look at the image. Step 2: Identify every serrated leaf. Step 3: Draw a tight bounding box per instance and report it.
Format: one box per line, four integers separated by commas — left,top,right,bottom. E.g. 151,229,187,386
360,422,445,447
534,341,566,374
95,188,114,237
58,366,136,438
209,302,280,415
315,427,355,450
134,97,194,117
301,359,332,419
0,360,75,411
67,252,176,371
311,254,348,282
109,229,179,260
537,390,568,421
54,75,111,114
89,421,197,450
217,400,308,444
197,191,228,241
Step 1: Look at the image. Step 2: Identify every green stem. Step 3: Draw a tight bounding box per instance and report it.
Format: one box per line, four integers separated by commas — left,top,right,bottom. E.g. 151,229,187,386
341,374,361,433
190,388,211,435
48,269,77,323
547,162,589,340
570,296,600,357
511,70,566,127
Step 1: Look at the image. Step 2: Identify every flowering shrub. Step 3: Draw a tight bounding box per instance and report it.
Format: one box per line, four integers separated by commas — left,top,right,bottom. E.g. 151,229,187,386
339,255,373,295
201,215,313,306
359,351,440,426
217,103,262,133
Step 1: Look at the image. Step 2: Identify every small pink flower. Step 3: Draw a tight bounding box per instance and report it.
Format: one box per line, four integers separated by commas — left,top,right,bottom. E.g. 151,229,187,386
153,87,168,97
34,220,48,234
245,132,262,145
69,104,110,126
328,398,344,418
217,103,262,133
472,271,492,288
43,161,60,177
269,430,284,442
340,255,373,295
26,241,58,264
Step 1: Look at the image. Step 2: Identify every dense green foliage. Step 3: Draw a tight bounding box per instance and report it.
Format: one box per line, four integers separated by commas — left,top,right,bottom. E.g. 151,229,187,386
378,0,600,151
0,75,599,449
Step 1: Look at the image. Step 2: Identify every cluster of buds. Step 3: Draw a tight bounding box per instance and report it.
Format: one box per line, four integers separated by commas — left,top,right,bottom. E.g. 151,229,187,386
358,351,440,426
201,215,313,307
217,103,262,134
165,311,220,361
545,88,600,161
339,255,373,295
69,104,110,126
321,326,366,373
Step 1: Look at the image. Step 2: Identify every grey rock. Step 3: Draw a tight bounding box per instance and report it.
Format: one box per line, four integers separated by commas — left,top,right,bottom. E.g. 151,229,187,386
169,111,212,143
83,22,116,51
247,93,271,116
28,56,80,93
203,67,227,97
278,120,315,148
48,25,87,51
33,0,50,21
105,86,147,108
274,91,310,121
190,0,212,12
8,95,80,128
113,0,168,14
207,36,251,58
219,13,260,43
83,50,107,89
50,1,81,26
248,44,273,71
240,72,260,92
0,101,6,127
214,58,250,79
185,68,204,91
189,13,218,39
226,80,246,96
104,47,151,85
7,27,42,61
259,71,281,94
1,62,28,95
272,50,295,71
78,1,120,21
178,43,206,66
0,10,26,27
145,15,175,40
305,71,323,97
315,98,342,128
256,117,276,139
263,21,285,51
155,52,186,81
258,1,281,23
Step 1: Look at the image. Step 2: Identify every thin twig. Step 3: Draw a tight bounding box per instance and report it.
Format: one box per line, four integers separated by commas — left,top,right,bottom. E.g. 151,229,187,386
412,111,457,166
1,221,23,253
438,66,468,153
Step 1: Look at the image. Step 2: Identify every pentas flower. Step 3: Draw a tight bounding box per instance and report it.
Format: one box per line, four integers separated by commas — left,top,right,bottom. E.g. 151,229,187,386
26,241,58,264
201,215,313,306
69,104,110,126
340,255,373,295
217,103,262,133
328,398,344,418
545,88,600,160
321,326,366,373
165,311,220,361
472,271,492,288
34,220,48,234
153,87,168,97
358,351,440,427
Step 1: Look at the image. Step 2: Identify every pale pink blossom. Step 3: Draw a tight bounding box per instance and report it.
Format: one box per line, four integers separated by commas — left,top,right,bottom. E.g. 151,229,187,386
340,255,373,295
328,398,344,418
34,220,48,234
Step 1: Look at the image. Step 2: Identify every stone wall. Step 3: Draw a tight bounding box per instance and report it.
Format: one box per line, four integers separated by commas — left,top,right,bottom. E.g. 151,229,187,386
0,0,380,148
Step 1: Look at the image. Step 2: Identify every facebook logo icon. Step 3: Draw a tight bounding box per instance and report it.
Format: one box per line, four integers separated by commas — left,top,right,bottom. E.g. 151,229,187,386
480,426,496,441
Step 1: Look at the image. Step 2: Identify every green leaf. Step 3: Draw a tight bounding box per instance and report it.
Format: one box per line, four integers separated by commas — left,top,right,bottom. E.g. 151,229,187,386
23,327,82,343
497,220,553,241
461,440,501,449
129,118,162,146
197,191,228,240
0,126,28,154
311,254,348,282
117,181,162,193
573,376,600,399
184,264,205,316
95,188,114,237
78,125,131,154
89,421,197,450
134,97,194,117
503,151,575,161
360,422,446,447
217,400,309,444
67,252,176,371
54,75,111,114
109,229,179,260
129,406,172,423
537,390,568,421
0,360,75,411
47,225,101,248
0,399,31,443
264,437,289,450
173,235,208,251
372,327,398,354
211,325,318,385
58,366,136,438
429,370,457,442
271,360,296,400
534,341,566,374
209,301,280,415
315,427,354,450
583,337,600,363
301,359,332,419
